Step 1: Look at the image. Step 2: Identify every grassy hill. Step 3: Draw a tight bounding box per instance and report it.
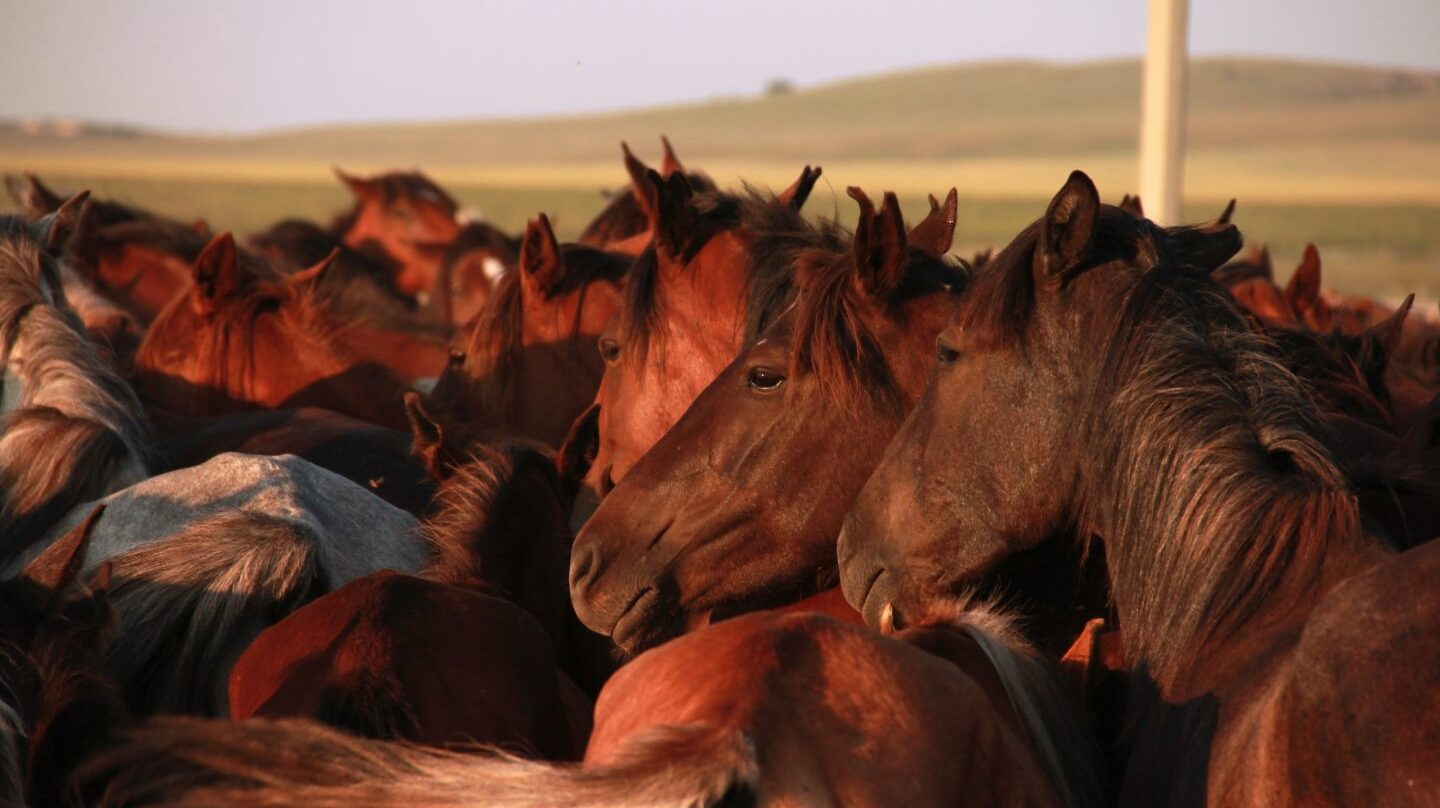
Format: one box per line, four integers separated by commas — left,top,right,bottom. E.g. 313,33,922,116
2,57,1437,296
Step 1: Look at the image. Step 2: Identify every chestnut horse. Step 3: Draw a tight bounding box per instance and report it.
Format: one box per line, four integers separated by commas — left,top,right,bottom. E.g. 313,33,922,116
565,165,827,529
134,232,415,431
424,213,628,449
838,170,1440,806
0,203,152,570
332,168,463,300
77,607,1103,808
569,187,962,653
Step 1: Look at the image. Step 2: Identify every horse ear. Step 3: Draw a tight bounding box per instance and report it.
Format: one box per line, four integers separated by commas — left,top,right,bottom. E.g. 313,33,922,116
404,392,447,481
907,187,958,256
848,187,908,299
190,218,212,236
193,232,243,307
1367,294,1414,357
1216,199,1237,226
14,173,66,215
334,167,375,200
1039,170,1100,276
777,165,822,211
1165,219,1243,273
660,135,685,178
289,247,341,289
34,190,90,253
556,402,601,503
1285,243,1323,316
652,169,697,258
621,142,658,221
1119,194,1145,218
1253,246,1273,280
19,504,104,600
519,213,563,297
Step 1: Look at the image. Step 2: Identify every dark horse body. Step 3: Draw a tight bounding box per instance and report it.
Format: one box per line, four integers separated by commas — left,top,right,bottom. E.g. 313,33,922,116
838,171,1440,806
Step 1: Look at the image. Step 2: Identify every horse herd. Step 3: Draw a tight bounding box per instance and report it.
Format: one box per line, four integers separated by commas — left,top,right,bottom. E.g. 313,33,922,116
0,137,1437,806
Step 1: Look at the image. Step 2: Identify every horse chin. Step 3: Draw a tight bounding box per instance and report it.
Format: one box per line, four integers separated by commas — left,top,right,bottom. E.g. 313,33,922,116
609,586,683,656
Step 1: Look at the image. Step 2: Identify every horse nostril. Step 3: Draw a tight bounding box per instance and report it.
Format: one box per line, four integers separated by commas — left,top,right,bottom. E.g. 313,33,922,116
597,465,616,497
569,544,600,593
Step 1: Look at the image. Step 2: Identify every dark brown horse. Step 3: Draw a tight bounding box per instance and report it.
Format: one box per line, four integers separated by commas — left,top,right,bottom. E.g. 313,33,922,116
838,170,1440,806
134,232,414,431
332,168,463,300
565,165,827,529
424,214,628,449
76,607,1102,808
569,187,962,653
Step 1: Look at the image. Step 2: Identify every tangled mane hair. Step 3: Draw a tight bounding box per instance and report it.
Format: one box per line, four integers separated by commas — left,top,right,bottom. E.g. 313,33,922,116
790,244,967,416
433,244,627,427
617,184,846,367
1085,261,1358,687
422,441,568,592
0,216,151,568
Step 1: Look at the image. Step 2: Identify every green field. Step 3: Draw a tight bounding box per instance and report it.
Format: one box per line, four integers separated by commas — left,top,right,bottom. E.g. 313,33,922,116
3,57,1437,298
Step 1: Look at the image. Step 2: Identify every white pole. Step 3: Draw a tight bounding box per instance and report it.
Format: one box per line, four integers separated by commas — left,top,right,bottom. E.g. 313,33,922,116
1139,0,1189,225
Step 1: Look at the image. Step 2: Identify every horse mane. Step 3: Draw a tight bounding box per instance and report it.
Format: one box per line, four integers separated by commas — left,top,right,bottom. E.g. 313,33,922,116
619,185,833,366
99,511,320,715
0,217,151,567
1265,326,1393,431
791,244,966,415
439,244,627,426
422,441,565,590
1081,258,1360,687
913,596,1106,808
77,716,757,807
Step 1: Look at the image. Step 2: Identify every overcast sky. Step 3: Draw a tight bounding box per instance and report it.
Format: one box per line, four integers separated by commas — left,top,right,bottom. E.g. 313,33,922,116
3,0,1437,133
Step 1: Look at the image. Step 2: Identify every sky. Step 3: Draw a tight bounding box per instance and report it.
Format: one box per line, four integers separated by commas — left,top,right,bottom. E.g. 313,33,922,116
2,0,1437,133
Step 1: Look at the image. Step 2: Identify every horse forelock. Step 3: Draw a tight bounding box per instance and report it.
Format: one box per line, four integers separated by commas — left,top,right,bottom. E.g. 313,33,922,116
1082,262,1360,687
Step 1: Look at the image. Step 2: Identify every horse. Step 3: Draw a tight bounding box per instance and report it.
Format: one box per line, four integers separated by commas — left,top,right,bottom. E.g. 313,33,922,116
569,187,962,654
332,168,463,300
228,571,592,759
0,202,153,571
9,451,427,717
423,214,628,449
154,406,436,517
837,170,1440,806
564,164,827,530
577,137,718,253
412,219,521,328
75,606,1103,808
133,232,416,431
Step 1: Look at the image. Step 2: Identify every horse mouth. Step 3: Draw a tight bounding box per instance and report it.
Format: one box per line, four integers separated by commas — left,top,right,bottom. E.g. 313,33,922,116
850,566,891,629
610,586,667,653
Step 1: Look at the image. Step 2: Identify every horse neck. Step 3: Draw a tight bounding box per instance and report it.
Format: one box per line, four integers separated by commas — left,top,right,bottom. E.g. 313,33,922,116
1078,282,1379,692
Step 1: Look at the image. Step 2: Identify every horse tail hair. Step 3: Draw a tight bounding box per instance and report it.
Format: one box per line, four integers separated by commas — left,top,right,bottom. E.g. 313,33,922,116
78,716,758,808
101,513,320,716
952,604,1107,808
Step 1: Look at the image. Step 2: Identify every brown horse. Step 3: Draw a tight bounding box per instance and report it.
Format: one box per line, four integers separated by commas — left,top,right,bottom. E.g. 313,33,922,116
565,165,827,529
134,232,414,431
416,220,521,328
332,168,463,300
424,213,628,449
228,570,592,759
838,170,1440,806
76,606,1102,808
569,187,962,653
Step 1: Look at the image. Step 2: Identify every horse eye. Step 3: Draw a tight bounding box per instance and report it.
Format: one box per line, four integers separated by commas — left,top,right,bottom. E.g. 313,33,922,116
936,341,961,365
598,339,621,363
747,366,786,392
